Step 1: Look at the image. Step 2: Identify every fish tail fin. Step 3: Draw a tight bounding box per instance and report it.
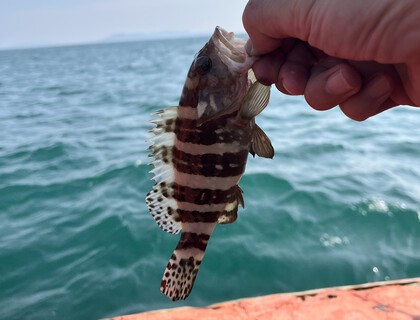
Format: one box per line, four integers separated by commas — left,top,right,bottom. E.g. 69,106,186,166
160,225,215,301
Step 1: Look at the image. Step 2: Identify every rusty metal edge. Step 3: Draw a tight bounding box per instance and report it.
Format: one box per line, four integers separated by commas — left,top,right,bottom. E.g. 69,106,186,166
106,277,420,319
289,277,420,298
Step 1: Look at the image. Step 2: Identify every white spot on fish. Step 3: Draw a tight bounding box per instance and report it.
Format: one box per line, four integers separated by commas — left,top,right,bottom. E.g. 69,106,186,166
209,94,217,111
197,101,207,118
224,201,237,212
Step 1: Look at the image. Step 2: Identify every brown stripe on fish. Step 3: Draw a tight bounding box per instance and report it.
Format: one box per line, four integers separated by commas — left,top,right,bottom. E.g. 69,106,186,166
175,232,210,251
172,147,248,177
174,140,247,156
174,209,219,223
175,122,251,146
175,111,229,127
174,110,252,145
175,208,238,224
173,183,238,205
176,128,250,145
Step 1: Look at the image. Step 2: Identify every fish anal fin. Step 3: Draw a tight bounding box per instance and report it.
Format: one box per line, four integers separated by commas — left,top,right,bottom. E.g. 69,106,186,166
251,123,275,159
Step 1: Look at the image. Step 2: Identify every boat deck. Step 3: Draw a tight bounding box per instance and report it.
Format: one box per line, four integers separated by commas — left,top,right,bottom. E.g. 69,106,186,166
109,278,420,320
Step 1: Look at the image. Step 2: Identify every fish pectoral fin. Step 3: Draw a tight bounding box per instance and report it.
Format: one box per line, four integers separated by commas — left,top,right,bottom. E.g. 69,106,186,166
251,123,275,159
238,81,271,121
248,69,257,84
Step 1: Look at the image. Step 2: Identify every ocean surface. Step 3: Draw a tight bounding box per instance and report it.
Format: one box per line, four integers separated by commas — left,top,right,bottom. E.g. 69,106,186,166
0,36,419,320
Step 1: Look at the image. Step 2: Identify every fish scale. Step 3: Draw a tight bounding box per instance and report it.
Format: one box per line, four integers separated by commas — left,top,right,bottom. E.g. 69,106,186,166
146,26,274,301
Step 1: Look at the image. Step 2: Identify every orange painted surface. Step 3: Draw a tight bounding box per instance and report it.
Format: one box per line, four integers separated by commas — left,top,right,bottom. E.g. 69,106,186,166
109,278,420,320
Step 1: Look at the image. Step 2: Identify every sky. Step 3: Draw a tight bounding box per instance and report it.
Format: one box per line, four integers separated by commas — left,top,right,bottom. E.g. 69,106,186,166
0,0,249,49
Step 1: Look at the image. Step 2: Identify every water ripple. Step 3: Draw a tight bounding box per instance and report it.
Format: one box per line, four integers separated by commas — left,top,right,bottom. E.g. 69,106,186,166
0,38,419,320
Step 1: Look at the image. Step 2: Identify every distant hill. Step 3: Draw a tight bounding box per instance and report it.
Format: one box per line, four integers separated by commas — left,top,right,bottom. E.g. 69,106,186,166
102,31,208,43
0,30,247,51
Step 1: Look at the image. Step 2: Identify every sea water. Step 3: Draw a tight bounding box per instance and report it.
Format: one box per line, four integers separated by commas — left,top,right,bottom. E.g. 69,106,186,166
0,37,419,319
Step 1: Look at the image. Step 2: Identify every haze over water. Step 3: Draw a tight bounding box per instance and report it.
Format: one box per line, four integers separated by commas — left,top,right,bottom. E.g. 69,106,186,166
0,37,419,319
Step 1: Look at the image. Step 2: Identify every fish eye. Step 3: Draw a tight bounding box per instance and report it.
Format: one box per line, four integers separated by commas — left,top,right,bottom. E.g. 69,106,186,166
195,56,212,75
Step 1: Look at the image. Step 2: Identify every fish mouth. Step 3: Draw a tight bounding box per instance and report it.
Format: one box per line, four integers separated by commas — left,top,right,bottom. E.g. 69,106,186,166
212,26,256,73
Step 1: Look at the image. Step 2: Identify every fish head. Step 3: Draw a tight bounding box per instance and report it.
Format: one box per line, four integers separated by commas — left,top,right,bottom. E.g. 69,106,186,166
180,26,257,124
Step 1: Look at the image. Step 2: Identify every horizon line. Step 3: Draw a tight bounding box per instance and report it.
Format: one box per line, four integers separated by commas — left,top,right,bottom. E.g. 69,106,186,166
0,29,247,52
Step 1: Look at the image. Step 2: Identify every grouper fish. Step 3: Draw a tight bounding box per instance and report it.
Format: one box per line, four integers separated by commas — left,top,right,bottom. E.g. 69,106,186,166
146,26,274,301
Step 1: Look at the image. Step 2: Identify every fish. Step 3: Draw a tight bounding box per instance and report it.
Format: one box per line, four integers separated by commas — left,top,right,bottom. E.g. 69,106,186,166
146,26,274,301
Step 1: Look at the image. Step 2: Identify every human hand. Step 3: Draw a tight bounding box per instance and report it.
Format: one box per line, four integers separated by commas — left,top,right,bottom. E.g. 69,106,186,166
243,0,420,120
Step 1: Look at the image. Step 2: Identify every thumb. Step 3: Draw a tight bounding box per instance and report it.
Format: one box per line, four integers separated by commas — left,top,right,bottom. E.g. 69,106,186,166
244,0,417,63
243,0,307,56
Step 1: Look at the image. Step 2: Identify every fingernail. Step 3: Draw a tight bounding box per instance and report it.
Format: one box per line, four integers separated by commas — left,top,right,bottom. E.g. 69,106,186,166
282,74,298,95
368,76,391,99
282,79,292,94
325,68,356,95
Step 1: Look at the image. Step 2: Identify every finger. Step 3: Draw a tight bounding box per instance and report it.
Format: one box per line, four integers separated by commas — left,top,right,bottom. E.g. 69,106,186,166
276,62,309,95
374,100,398,115
245,38,283,58
276,42,317,95
304,63,362,110
339,74,395,121
252,48,285,85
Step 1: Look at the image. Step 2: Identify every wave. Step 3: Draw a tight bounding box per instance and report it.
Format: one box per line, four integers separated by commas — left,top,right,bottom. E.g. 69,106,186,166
1,38,419,320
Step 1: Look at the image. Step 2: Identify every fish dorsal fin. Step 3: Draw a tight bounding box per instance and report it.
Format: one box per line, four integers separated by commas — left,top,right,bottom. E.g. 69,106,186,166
238,81,271,121
146,107,181,234
217,188,243,225
250,123,275,159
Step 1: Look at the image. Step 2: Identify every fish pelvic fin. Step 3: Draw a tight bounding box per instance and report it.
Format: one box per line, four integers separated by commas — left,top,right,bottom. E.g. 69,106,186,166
146,106,181,234
250,122,275,159
161,223,216,301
